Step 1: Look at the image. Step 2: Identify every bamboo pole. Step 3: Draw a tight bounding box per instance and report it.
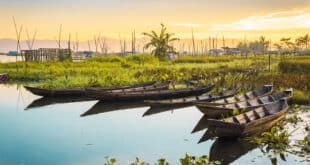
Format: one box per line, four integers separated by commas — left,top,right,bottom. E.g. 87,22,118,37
132,30,136,54
191,28,196,55
12,17,23,61
57,24,62,49
75,33,79,52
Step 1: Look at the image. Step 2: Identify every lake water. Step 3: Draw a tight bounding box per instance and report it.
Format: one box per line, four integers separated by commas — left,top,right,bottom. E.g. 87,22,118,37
0,84,307,165
0,55,22,63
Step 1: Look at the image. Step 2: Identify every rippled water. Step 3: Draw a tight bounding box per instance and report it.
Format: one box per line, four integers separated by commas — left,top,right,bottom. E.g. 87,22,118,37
0,84,307,165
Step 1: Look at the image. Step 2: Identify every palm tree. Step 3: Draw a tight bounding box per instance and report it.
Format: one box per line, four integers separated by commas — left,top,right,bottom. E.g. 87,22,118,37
304,34,310,49
143,23,179,59
274,43,282,53
258,36,269,54
280,38,295,50
296,34,309,50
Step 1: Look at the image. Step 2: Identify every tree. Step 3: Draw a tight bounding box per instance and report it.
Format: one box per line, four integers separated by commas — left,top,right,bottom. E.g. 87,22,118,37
295,34,309,50
280,38,295,50
237,42,249,57
143,23,179,59
274,43,282,53
258,36,270,54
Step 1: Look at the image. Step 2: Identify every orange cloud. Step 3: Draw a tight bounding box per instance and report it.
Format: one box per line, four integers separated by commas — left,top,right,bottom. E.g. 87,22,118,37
209,9,310,31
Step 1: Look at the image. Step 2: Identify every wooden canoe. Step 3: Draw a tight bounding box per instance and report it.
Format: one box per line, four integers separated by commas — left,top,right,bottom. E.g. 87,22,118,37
24,86,87,97
196,89,293,118
144,89,236,106
87,84,215,101
86,81,171,94
196,85,274,106
198,99,289,143
24,81,158,97
0,73,8,82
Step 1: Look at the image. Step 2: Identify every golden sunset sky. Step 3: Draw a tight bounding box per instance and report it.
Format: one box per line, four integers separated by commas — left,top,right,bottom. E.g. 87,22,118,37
0,0,309,41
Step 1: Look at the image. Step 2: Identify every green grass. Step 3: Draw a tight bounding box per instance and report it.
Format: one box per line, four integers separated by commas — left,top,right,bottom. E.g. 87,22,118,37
290,90,310,105
0,54,309,104
279,56,310,73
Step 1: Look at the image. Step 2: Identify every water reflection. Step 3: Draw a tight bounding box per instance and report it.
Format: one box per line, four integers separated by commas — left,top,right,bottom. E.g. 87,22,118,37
143,105,192,117
81,100,149,117
25,97,95,110
0,84,306,165
209,138,258,165
192,115,209,133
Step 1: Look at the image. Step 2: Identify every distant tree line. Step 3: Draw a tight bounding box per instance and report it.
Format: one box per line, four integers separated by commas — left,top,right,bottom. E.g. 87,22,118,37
237,34,310,56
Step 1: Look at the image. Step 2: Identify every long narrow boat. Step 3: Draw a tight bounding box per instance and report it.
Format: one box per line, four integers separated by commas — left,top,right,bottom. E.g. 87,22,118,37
87,81,171,94
87,84,215,101
196,85,274,106
198,99,289,143
196,89,293,118
24,86,86,97
24,81,161,97
144,89,236,106
0,73,8,82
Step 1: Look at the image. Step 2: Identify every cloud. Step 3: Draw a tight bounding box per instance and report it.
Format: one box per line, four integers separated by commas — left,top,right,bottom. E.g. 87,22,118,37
210,9,310,31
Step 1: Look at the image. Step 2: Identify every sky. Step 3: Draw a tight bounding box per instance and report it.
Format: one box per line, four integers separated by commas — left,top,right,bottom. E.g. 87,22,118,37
0,0,309,41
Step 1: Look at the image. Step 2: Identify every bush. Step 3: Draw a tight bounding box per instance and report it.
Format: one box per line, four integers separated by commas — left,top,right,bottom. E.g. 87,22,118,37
279,58,310,73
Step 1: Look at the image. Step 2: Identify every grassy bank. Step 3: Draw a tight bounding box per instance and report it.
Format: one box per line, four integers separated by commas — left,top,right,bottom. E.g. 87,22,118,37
0,54,309,103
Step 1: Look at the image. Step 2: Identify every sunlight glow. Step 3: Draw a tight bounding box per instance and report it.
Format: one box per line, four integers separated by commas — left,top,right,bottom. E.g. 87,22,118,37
210,10,310,31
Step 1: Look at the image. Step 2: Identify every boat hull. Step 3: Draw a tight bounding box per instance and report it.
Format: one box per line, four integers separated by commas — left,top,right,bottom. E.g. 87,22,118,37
90,84,215,101
24,81,160,97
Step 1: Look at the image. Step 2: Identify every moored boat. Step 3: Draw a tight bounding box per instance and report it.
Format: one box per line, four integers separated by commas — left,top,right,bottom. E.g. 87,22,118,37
196,85,274,106
24,81,159,97
0,73,8,82
24,86,87,97
198,99,289,143
86,81,171,94
87,84,215,101
196,89,293,118
144,89,235,106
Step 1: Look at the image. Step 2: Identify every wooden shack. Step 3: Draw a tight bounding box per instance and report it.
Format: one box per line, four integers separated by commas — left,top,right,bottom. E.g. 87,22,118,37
21,48,72,62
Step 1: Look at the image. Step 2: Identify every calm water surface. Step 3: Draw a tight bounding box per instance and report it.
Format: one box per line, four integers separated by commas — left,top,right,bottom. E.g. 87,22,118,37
0,55,22,63
0,84,306,165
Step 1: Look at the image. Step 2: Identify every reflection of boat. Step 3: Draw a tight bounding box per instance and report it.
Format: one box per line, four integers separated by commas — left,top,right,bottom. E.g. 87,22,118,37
24,81,157,97
81,101,149,117
196,85,274,106
88,84,215,101
25,97,94,110
144,90,235,106
196,89,293,118
209,139,257,165
192,115,209,133
142,104,192,117
198,99,289,143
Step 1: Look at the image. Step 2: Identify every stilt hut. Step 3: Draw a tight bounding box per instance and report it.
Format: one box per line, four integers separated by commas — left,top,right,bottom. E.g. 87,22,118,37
21,48,72,62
